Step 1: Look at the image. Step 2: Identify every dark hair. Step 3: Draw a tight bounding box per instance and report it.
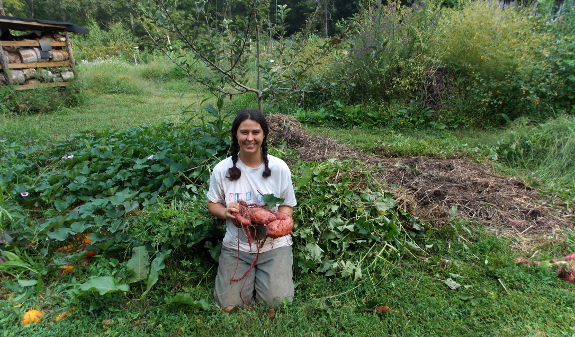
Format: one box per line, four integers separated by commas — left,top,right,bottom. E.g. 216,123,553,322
227,109,271,181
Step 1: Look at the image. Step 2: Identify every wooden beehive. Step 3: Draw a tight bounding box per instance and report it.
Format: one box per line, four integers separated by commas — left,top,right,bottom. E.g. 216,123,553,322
0,15,89,90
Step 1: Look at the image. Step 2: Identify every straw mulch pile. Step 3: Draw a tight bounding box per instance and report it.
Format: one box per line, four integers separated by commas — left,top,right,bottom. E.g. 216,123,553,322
267,114,574,250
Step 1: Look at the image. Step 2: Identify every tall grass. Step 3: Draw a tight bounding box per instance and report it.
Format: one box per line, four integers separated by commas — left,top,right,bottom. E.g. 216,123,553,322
494,115,575,200
73,21,138,61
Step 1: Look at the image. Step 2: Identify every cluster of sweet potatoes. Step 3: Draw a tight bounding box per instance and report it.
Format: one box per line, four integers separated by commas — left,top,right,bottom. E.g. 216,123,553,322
231,201,294,239
516,252,575,283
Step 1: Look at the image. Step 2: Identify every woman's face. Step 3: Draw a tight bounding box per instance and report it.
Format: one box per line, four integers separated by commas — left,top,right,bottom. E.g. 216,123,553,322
236,118,265,156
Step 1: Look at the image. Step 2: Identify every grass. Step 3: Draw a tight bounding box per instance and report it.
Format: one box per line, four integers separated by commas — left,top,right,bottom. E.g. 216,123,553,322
2,59,575,336
305,126,509,159
4,226,575,336
0,61,210,143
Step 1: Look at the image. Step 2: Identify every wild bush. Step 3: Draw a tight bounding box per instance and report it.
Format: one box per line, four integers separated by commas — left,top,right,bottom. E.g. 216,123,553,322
430,0,573,124
73,21,138,61
312,1,440,106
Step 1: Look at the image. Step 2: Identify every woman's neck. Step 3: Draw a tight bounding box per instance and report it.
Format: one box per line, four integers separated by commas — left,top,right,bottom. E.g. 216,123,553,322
239,151,263,168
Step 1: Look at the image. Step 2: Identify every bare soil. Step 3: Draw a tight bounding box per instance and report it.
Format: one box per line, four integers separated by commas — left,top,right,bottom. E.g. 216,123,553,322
267,114,574,249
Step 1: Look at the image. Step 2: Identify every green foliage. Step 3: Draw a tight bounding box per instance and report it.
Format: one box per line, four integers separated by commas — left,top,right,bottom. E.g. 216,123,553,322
430,0,574,124
136,56,189,82
0,121,229,257
0,85,84,115
491,115,575,200
4,224,575,335
291,159,426,277
73,21,138,61
311,1,439,106
76,60,146,95
135,0,343,109
296,0,574,128
295,100,374,128
126,194,220,252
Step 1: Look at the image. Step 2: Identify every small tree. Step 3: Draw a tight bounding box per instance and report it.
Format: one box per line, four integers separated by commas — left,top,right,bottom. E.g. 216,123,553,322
133,0,343,112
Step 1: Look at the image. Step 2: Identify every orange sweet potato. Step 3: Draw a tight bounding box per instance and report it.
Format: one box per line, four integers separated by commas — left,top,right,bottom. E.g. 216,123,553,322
266,212,293,239
247,207,277,225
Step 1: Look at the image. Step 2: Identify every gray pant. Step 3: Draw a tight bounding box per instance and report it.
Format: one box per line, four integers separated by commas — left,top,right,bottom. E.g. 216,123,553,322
214,245,294,308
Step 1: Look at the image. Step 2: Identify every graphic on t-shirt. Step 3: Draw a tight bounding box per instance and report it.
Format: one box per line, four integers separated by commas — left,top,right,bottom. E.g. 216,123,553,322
226,191,275,204
227,192,245,203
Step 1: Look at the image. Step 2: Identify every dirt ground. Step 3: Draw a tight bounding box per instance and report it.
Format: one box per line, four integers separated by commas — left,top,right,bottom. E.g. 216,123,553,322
267,114,574,251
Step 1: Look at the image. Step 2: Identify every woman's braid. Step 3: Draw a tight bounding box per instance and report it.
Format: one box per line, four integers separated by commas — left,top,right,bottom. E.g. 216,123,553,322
227,139,242,181
261,139,271,178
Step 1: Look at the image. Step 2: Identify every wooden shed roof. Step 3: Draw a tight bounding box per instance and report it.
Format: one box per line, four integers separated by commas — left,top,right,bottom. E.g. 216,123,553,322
0,15,89,34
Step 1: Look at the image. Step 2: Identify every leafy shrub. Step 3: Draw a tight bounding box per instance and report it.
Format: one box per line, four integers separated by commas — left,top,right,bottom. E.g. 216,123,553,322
0,121,230,253
126,191,222,254
291,159,427,277
326,1,440,105
430,1,572,124
136,56,189,82
73,21,138,61
527,0,575,111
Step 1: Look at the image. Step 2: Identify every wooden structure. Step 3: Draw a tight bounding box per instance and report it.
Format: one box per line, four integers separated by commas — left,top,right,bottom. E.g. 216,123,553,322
0,15,88,90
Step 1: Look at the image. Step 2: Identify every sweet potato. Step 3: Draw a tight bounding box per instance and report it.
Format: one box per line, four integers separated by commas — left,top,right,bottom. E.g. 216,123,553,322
557,264,575,283
230,202,293,239
247,207,277,225
231,201,252,228
266,212,294,239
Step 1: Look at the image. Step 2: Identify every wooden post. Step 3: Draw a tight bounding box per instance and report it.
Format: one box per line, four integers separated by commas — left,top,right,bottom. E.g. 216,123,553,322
0,41,13,84
64,31,77,76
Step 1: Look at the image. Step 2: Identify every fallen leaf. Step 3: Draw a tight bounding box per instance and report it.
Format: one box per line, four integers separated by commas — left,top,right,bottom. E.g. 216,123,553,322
444,278,461,290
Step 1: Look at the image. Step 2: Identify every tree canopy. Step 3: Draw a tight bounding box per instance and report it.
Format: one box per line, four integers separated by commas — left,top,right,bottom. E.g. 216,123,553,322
3,0,362,37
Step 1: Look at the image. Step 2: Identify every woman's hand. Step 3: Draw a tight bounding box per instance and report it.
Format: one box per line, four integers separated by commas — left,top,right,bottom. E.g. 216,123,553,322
208,201,240,220
224,202,240,219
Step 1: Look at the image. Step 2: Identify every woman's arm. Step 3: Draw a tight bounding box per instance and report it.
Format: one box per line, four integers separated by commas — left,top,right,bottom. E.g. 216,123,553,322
278,205,293,217
208,201,240,220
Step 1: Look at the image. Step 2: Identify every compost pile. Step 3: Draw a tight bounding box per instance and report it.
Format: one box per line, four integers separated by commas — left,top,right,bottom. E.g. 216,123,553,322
266,114,574,246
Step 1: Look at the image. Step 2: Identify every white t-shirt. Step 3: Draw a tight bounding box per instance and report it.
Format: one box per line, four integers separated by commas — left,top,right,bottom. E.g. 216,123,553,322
207,154,297,253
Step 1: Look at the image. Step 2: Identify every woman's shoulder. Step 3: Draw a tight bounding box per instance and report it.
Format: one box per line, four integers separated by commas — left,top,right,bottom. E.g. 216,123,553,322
212,156,233,172
267,154,290,170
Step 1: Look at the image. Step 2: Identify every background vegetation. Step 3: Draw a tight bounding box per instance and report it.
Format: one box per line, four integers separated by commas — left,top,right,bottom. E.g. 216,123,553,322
1,0,574,335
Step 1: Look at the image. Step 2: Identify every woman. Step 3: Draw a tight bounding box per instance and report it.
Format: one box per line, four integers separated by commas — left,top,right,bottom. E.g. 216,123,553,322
207,108,297,311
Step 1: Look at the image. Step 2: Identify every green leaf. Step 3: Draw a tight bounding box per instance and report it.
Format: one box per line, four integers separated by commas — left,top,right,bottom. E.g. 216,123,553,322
109,189,136,206
202,106,218,117
262,193,284,208
141,249,172,299
96,237,116,251
167,293,210,310
444,278,461,290
54,199,72,212
296,165,313,187
0,260,32,271
70,221,92,233
18,279,38,287
306,243,324,262
162,175,176,188
122,200,139,214
2,250,23,263
80,276,129,295
47,227,73,241
126,246,150,283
